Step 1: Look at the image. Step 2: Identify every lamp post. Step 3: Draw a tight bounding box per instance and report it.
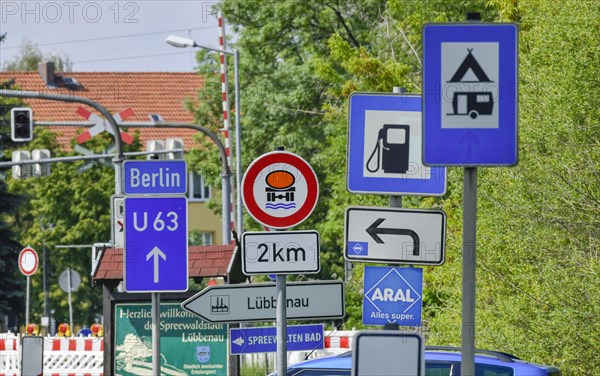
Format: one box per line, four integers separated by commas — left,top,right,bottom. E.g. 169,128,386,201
166,34,243,238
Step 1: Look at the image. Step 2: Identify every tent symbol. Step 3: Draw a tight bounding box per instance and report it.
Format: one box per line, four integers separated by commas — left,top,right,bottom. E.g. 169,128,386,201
447,49,494,119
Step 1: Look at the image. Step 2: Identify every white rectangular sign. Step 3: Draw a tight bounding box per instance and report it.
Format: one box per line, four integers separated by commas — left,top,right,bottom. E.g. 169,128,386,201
345,206,446,265
182,281,344,323
352,331,424,376
241,231,320,275
111,195,124,248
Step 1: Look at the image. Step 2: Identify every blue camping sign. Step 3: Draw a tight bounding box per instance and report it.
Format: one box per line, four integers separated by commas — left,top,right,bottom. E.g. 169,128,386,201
422,23,518,166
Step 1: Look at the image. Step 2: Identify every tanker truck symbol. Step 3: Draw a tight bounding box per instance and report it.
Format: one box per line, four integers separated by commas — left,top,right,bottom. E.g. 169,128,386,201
265,170,296,210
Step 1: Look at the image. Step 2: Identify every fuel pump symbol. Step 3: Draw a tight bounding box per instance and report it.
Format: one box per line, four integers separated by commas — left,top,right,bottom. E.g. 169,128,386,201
366,124,410,174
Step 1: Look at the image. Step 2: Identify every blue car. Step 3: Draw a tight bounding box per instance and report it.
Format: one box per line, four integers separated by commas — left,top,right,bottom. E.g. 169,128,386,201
269,346,560,375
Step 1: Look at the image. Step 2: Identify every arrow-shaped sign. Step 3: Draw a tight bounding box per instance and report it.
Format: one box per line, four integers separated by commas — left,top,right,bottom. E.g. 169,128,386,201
232,337,245,347
366,218,420,256
146,246,166,283
182,281,344,323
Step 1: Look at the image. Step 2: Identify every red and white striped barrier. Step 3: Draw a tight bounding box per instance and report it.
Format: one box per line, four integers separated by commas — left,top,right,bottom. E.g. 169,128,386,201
218,11,236,244
323,332,354,350
0,334,103,376
75,107,134,145
49,337,104,352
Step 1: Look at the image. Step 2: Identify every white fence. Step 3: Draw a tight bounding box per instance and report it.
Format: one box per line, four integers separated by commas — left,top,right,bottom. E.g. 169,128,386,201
0,333,103,376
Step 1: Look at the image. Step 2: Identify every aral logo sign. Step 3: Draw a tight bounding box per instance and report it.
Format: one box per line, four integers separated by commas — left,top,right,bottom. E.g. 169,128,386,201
363,266,422,326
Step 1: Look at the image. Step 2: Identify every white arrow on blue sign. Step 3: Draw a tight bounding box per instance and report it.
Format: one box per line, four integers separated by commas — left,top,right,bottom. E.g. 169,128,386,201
362,266,422,326
230,324,324,354
422,23,518,166
124,196,188,292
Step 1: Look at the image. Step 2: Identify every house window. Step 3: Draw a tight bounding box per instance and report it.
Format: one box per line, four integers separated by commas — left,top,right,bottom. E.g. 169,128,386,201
189,172,211,201
189,230,214,246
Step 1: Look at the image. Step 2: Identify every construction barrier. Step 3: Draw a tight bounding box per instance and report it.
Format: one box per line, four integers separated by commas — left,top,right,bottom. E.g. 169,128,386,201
0,333,103,376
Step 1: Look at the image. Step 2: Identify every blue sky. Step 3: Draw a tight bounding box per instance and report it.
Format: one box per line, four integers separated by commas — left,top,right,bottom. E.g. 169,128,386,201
0,1,228,72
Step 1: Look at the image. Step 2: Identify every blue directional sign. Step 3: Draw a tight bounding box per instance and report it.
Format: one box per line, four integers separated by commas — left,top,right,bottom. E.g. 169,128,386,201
230,325,324,354
363,266,422,326
124,196,188,292
422,23,518,166
123,160,187,195
347,93,446,196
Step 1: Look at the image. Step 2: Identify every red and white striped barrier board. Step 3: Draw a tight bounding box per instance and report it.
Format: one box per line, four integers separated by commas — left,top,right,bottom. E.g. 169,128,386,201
0,334,103,376
49,337,104,352
324,335,352,349
218,11,236,243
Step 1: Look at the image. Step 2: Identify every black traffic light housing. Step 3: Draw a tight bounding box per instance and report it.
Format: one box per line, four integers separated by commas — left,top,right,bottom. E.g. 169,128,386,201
11,107,33,142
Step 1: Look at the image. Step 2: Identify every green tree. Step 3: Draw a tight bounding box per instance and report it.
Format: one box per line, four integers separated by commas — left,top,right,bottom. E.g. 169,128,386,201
201,0,599,373
4,126,141,328
2,37,72,72
0,34,27,331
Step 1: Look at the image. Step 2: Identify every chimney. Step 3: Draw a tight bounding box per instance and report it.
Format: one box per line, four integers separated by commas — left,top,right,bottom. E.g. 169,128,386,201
38,61,56,87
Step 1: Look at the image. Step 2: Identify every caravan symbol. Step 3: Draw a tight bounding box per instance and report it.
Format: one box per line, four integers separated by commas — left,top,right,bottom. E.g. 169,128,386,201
451,92,493,119
447,48,494,119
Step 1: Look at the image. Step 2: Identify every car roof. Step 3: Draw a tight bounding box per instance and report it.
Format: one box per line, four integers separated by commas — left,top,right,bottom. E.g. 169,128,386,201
282,348,560,374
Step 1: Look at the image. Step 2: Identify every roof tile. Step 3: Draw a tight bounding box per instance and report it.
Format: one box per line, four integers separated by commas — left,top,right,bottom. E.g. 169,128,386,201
0,71,204,150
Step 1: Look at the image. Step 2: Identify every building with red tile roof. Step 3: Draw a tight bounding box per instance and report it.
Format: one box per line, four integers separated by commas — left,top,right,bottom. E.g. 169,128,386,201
0,62,203,149
1,62,229,245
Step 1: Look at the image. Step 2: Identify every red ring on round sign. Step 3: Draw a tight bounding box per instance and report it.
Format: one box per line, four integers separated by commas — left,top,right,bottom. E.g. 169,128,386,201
19,247,39,276
242,151,319,229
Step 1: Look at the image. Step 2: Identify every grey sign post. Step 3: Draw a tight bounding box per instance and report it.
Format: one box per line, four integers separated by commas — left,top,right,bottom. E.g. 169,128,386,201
59,268,81,332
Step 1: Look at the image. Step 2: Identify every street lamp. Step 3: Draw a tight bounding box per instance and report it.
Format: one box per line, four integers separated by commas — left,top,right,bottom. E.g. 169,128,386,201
166,34,243,238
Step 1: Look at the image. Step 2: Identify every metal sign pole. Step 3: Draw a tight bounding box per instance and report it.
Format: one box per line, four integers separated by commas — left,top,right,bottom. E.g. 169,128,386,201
68,269,73,332
462,167,477,375
26,275,30,325
276,275,287,376
152,293,161,375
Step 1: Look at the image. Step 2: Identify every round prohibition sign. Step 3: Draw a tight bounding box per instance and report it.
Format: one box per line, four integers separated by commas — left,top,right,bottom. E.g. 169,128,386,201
242,151,319,229
19,246,39,276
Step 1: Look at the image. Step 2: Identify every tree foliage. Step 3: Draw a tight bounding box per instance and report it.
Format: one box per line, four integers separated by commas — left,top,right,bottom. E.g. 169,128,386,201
2,37,72,72
188,0,599,372
0,73,26,331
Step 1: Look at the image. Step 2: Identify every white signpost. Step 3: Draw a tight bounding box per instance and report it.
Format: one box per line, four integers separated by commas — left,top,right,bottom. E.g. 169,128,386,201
181,281,344,323
241,230,320,275
345,206,446,265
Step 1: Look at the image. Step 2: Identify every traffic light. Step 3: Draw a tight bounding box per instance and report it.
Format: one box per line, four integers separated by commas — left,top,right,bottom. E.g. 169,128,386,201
10,107,33,142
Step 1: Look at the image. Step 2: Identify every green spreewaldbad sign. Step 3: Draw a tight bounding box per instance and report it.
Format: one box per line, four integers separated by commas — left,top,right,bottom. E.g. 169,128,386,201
115,302,227,376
